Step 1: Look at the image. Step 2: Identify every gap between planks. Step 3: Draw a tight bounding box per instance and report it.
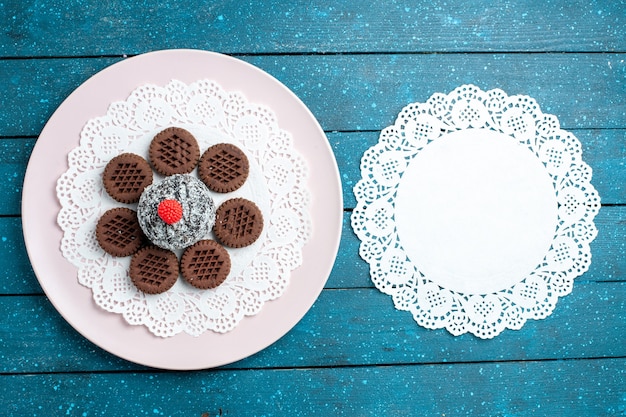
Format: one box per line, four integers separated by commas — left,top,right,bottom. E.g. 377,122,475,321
1,354,625,377
1,50,625,62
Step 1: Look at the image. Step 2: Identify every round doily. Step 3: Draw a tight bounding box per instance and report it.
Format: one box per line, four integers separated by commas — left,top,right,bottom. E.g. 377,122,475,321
351,84,600,339
56,79,311,338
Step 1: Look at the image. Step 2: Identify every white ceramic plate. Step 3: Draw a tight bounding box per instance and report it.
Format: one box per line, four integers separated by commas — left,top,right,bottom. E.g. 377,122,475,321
22,49,342,370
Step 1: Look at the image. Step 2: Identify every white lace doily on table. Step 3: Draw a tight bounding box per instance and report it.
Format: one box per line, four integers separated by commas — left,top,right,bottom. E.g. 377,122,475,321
351,84,600,339
56,79,311,338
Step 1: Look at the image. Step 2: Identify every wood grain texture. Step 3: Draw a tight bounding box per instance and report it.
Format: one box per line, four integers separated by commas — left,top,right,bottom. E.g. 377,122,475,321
332,130,626,208
1,54,625,137
1,281,624,373
1,0,625,56
1,206,624,295
2,358,625,416
0,58,119,137
1,0,625,414
0,218,38,294
330,206,626,289
1,129,623,218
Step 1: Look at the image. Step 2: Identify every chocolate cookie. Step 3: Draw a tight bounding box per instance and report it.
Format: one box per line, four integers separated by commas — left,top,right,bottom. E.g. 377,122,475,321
213,198,264,248
149,127,200,176
180,240,231,289
198,143,249,193
102,153,153,203
96,207,145,257
129,246,179,294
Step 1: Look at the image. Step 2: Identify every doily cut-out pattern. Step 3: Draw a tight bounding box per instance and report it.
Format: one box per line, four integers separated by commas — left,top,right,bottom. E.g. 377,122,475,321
351,84,600,339
56,79,311,338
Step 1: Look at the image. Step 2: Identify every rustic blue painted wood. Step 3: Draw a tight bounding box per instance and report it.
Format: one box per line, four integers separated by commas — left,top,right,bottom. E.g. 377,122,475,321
0,206,624,295
0,0,624,415
3,358,625,416
0,129,624,217
1,281,625,374
2,0,625,56
1,54,625,137
330,130,626,208
0,218,38,294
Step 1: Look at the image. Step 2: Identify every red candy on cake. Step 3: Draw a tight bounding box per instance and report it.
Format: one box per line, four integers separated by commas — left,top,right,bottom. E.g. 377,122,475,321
157,199,184,225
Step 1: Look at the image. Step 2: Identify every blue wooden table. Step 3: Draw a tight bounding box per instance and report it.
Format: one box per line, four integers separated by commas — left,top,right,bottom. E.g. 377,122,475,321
1,1,625,415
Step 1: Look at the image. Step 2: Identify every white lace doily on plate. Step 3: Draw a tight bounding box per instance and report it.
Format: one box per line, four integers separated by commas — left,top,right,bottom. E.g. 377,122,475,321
351,84,600,339
56,79,311,338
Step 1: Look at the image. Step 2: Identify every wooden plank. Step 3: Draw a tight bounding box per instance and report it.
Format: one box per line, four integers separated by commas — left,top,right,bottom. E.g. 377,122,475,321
1,54,625,137
0,218,39,294
2,1,623,412
577,128,626,206
246,53,626,132
2,0,624,56
2,129,623,218
1,281,624,373
1,358,624,416
3,204,625,295
329,206,626,289
331,130,626,208
239,282,626,369
0,58,119,137
2,205,624,295
0,139,34,216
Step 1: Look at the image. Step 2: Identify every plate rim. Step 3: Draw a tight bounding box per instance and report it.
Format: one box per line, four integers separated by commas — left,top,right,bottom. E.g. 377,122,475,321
21,49,343,370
